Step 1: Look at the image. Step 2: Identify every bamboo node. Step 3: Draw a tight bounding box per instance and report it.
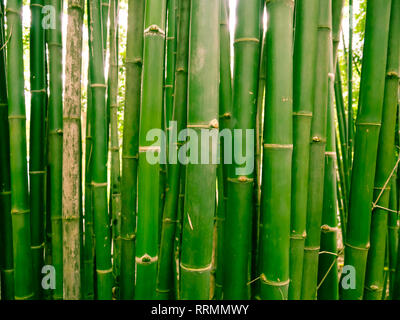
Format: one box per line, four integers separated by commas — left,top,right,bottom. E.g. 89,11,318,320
90,83,107,88
356,122,381,127
209,119,219,128
30,3,44,8
227,176,253,184
31,242,45,250
8,115,26,120
47,41,63,48
293,111,312,117
92,182,107,187
321,224,339,233
11,209,30,215
386,71,399,79
5,8,21,16
136,254,158,264
96,268,113,274
364,285,381,293
180,262,212,272
259,274,290,287
219,112,232,120
29,170,46,175
144,24,166,36
139,146,160,152
263,143,293,149
233,37,260,45
15,293,35,300
31,88,46,93
304,246,320,252
344,242,370,251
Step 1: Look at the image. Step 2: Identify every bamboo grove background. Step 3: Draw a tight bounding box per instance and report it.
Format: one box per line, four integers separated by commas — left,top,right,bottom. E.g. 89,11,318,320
0,0,399,300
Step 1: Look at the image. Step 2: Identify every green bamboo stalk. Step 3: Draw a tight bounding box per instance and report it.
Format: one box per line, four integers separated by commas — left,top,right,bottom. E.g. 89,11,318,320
347,0,354,164
214,0,232,299
83,13,95,300
120,0,144,300
364,0,399,300
388,172,398,299
223,0,260,300
135,0,167,300
164,0,177,123
382,243,389,299
156,0,190,300
214,163,225,300
334,67,350,221
43,54,53,301
29,0,46,300
252,4,266,299
108,0,121,293
6,0,34,300
394,104,400,300
288,0,319,300
46,0,64,300
0,0,14,300
340,0,392,300
180,0,219,300
62,0,85,300
101,0,109,137
301,0,332,300
88,0,112,300
173,170,185,299
101,0,109,58
317,50,339,301
259,0,293,300
331,0,344,65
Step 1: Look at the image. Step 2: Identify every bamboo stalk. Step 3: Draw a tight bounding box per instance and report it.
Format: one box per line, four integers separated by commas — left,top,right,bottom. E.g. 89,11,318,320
62,0,85,300
388,172,398,298
6,0,34,300
135,0,167,299
46,0,64,300
88,0,112,300
317,49,339,300
120,0,144,300
301,0,332,300
223,0,260,300
164,0,177,124
288,0,319,300
259,0,294,300
108,0,121,294
29,0,46,300
331,0,344,65
340,0,392,300
156,0,190,300
364,0,399,300
83,1,95,298
0,0,14,300
347,0,354,164
180,0,219,300
214,0,232,300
